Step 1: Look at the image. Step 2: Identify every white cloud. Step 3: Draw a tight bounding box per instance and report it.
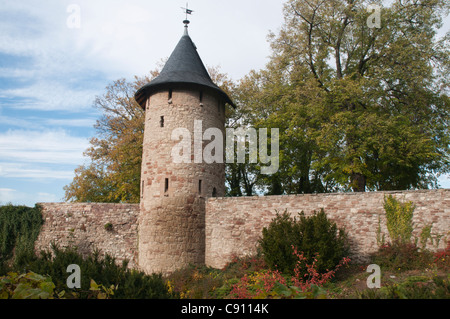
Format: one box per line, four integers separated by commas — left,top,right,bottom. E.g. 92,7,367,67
0,67,36,79
0,81,99,111
0,188,16,193
0,0,284,84
0,115,97,130
0,163,75,180
0,129,89,165
45,118,97,127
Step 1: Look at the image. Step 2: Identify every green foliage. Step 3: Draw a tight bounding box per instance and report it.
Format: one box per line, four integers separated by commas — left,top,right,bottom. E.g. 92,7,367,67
0,204,43,272
419,224,433,250
0,271,119,299
372,195,446,272
271,282,327,299
0,272,57,299
258,212,298,274
166,256,268,299
258,209,349,275
18,245,173,299
383,195,415,244
232,0,450,193
167,264,224,299
88,279,117,299
358,275,450,299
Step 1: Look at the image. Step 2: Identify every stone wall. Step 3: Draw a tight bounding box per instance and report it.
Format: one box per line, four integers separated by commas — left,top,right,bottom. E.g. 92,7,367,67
205,189,450,269
33,189,450,273
35,203,139,269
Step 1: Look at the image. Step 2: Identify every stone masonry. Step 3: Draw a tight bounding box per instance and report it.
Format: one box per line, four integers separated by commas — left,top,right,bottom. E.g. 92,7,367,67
138,89,226,274
205,189,450,269
34,189,450,274
35,203,139,269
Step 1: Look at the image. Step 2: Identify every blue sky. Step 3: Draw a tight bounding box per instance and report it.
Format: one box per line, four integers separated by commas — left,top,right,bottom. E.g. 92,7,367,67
0,1,449,207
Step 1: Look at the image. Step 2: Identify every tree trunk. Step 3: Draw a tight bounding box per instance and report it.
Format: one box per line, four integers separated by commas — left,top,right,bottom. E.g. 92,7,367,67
351,171,366,192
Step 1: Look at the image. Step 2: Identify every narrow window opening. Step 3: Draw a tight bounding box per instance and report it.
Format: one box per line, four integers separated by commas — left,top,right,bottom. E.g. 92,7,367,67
212,187,217,198
164,178,169,193
160,116,164,128
199,91,204,107
168,89,173,104
141,180,144,198
198,180,202,194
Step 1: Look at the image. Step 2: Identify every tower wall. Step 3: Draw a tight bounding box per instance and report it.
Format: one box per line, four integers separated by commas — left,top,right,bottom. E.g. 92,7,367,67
138,89,226,274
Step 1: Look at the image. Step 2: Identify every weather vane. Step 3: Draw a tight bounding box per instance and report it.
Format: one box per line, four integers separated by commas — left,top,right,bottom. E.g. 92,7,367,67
181,3,193,26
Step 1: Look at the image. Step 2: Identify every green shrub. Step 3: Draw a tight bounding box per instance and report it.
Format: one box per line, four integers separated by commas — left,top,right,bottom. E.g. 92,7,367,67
258,209,349,275
17,245,173,299
167,264,228,299
383,195,414,244
373,195,439,272
0,204,43,272
117,269,171,299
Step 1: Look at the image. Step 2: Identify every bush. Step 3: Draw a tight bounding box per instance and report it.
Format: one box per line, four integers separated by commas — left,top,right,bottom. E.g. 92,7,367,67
0,204,43,272
433,240,450,271
16,245,173,299
167,264,224,299
371,241,434,272
383,195,414,244
258,209,349,275
228,248,350,299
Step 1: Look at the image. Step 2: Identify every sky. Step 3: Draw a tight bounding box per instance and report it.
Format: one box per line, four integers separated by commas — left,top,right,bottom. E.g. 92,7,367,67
0,0,449,207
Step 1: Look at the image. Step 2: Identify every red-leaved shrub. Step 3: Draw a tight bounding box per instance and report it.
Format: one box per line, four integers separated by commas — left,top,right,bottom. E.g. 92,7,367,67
434,240,450,271
230,246,350,299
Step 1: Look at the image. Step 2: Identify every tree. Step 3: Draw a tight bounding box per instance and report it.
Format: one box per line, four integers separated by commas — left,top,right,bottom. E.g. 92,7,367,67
235,0,450,193
64,74,154,203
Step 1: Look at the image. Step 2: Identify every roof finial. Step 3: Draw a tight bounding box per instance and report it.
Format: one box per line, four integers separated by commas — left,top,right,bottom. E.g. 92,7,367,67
181,3,193,34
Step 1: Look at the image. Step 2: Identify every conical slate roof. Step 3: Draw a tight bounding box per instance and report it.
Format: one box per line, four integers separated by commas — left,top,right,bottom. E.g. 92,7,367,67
135,28,235,108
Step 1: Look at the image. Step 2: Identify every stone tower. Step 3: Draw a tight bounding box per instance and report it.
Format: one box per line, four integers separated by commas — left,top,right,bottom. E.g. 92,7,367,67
134,21,234,274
